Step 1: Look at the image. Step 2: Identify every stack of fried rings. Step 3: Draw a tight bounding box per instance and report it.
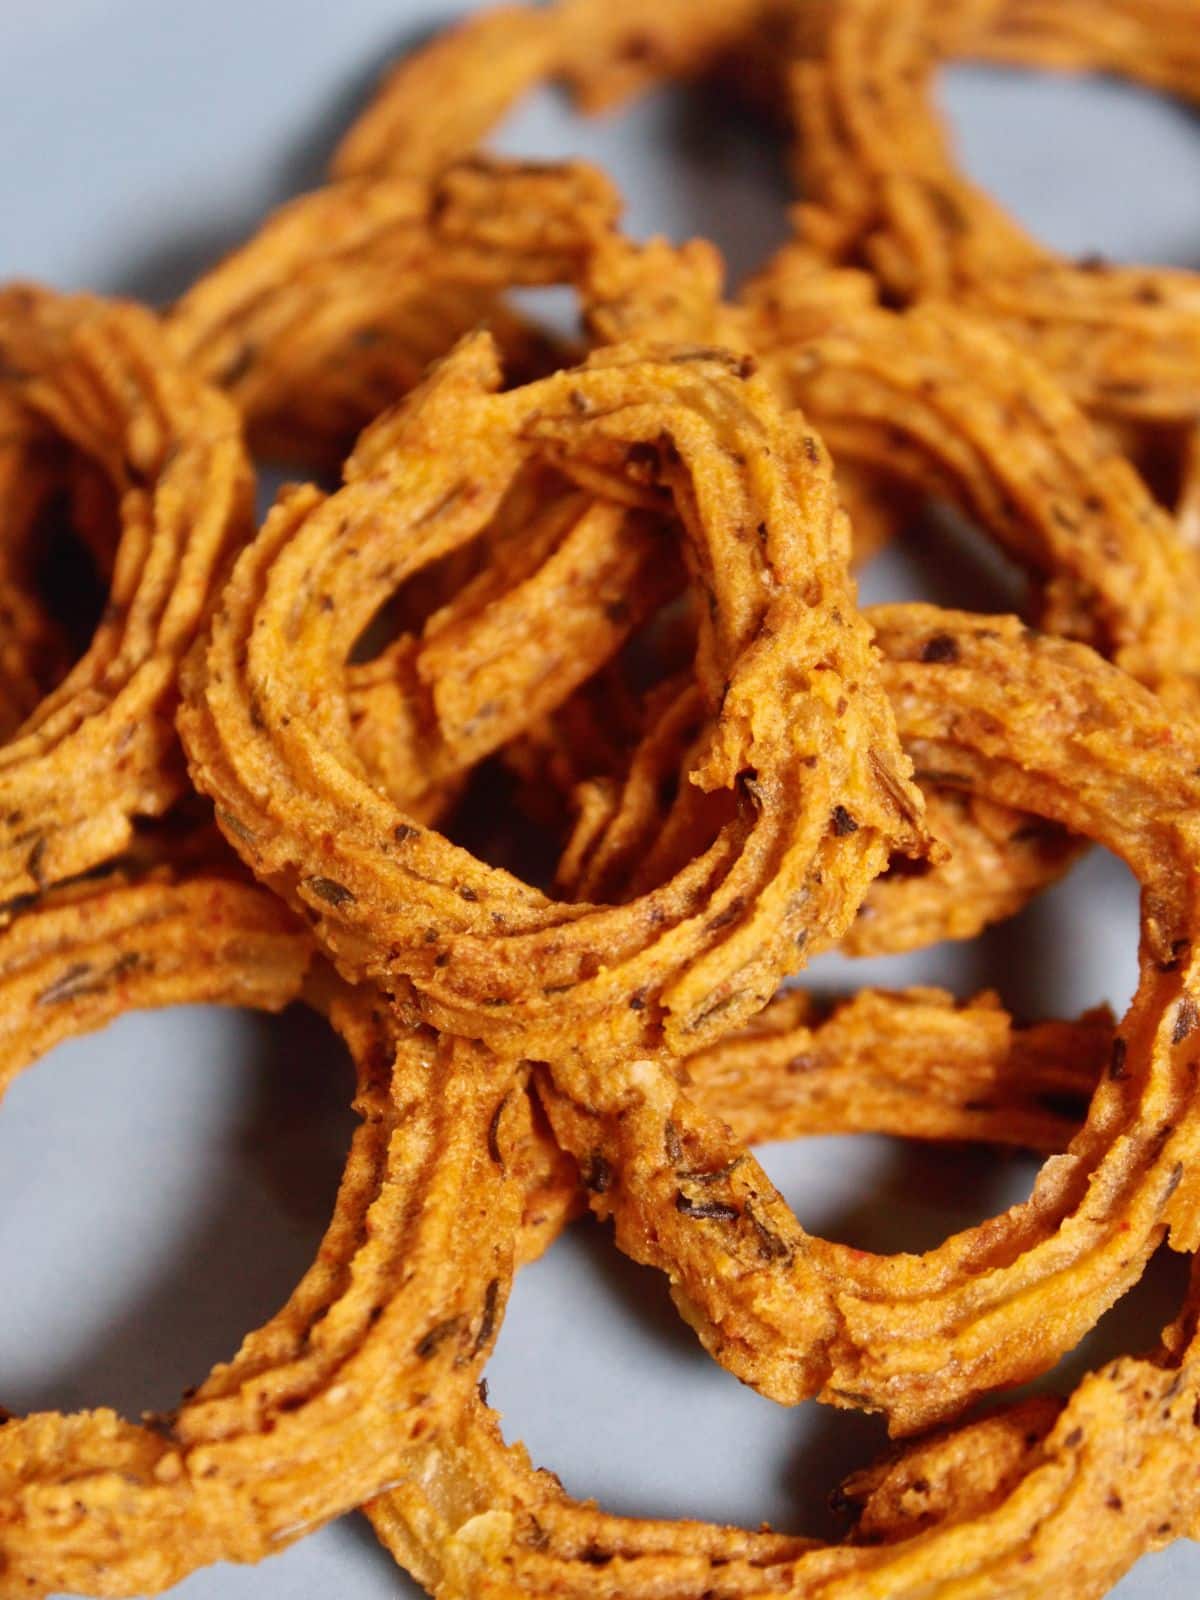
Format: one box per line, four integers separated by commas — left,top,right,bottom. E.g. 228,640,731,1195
3,2,1200,1598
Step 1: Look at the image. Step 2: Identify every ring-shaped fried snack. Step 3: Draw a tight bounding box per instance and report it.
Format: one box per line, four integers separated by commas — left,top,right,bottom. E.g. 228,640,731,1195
179,331,928,1066
570,238,1200,947
0,870,526,1597
328,0,1200,463
330,0,1200,451
355,961,1174,1600
0,287,252,905
0,867,1107,1596
530,606,1200,1430
367,1259,1200,1600
790,0,1200,434
355,976,1117,1598
180,325,1196,1427
555,673,1081,958
747,289,1200,707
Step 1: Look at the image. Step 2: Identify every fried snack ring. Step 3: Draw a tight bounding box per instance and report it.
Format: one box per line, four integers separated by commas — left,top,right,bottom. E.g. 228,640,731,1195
180,331,927,1066
360,987,1163,1600
368,1265,1200,1600
360,982,1113,1598
0,869,533,1597
585,196,1200,705
169,159,619,468
572,243,1200,946
744,287,1200,704
332,0,1200,437
182,325,1184,1427
842,784,1080,958
0,871,1105,1595
579,233,1197,932
0,286,252,906
790,0,1200,432
468,226,1088,949
500,980,1109,1277
524,604,1200,1430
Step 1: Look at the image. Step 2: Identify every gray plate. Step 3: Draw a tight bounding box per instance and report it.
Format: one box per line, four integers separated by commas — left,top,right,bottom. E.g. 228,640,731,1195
2,3,1199,1595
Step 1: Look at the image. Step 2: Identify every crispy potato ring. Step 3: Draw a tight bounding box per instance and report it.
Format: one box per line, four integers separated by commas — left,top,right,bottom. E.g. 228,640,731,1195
180,331,927,1066
525,605,1200,1430
748,289,1200,706
0,869,530,1597
790,0,1200,433
181,323,1193,1426
0,287,253,906
359,977,1116,1598
0,871,1105,1595
368,1264,1200,1600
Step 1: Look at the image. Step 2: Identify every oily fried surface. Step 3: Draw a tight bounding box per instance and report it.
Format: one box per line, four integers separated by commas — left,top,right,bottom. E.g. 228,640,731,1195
528,607,1200,1428
7,6,1200,1597
180,332,928,1068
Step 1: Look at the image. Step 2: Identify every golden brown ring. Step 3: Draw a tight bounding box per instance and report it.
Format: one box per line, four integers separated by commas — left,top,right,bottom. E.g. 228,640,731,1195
179,332,927,1066
0,287,253,907
180,328,1195,1427
0,869,524,1597
790,0,1200,433
368,1259,1200,1600
531,606,1200,1431
933,0,1200,107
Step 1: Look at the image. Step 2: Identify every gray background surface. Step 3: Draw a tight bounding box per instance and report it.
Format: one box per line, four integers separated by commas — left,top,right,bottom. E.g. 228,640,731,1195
2,3,1200,1595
